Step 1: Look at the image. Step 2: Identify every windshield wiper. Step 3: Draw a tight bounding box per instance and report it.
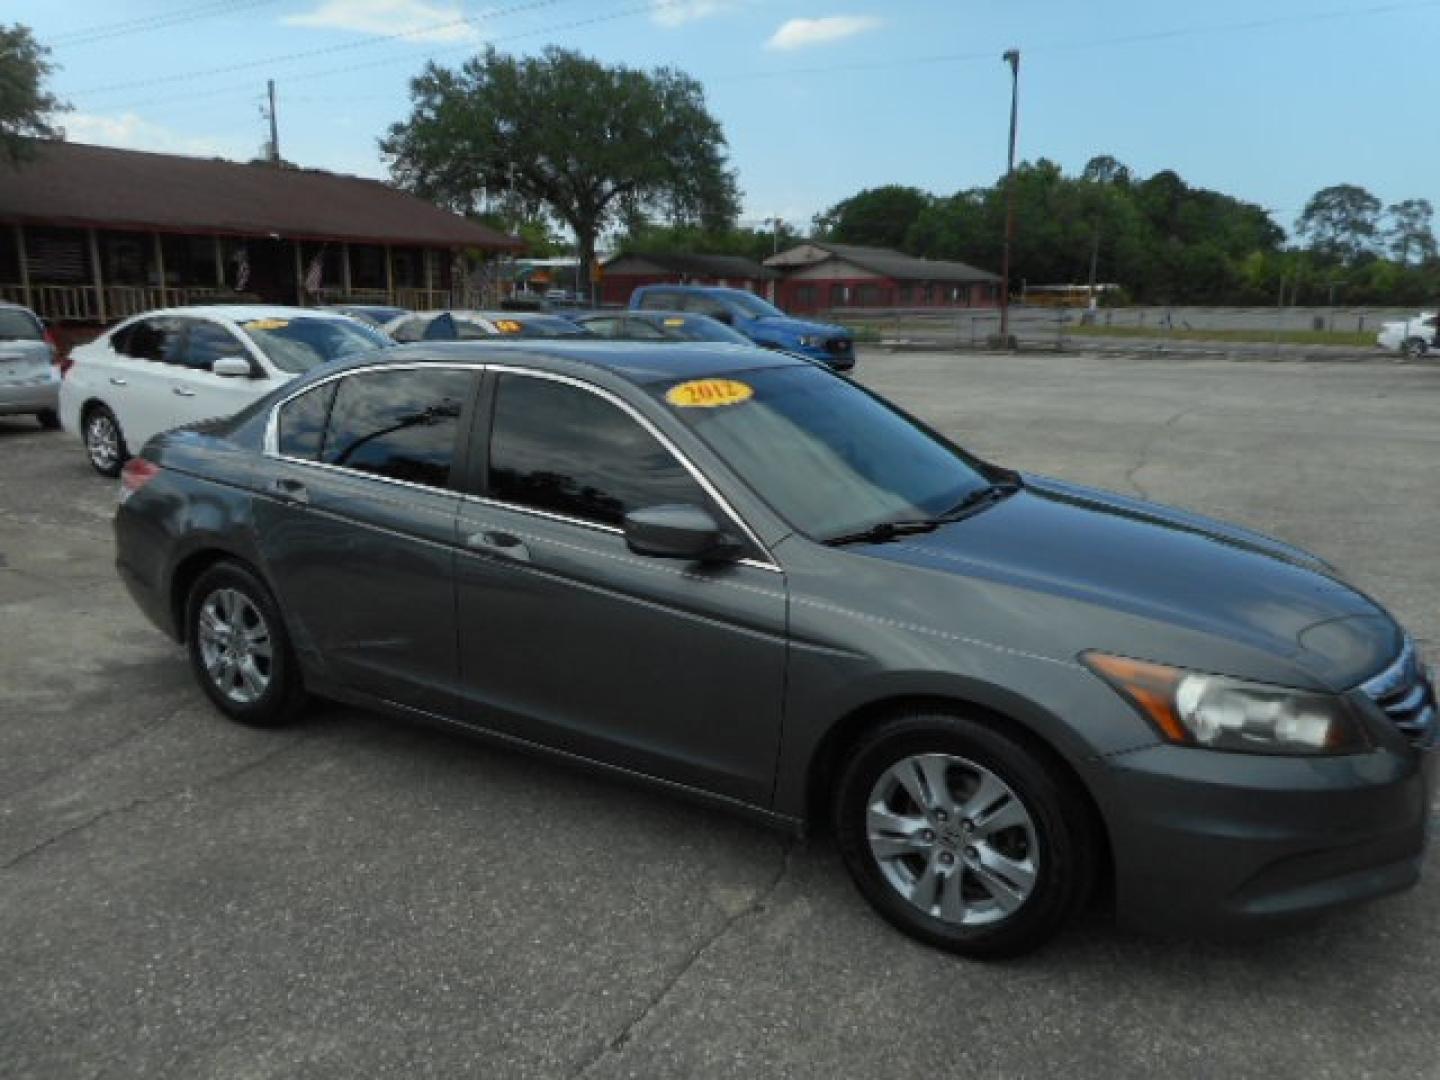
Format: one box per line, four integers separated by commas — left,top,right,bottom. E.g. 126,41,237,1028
823,480,1022,547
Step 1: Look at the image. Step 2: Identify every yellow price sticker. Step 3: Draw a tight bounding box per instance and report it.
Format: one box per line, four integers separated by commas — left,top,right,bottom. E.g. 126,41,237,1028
243,318,290,332
493,319,524,334
662,317,686,328
665,378,754,409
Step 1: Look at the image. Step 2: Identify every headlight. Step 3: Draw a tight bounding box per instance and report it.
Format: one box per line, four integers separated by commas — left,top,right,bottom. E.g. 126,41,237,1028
1083,652,1370,755
797,335,821,348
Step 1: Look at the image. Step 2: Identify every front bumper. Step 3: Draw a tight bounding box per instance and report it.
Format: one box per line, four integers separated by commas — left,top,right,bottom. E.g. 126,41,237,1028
1097,739,1434,936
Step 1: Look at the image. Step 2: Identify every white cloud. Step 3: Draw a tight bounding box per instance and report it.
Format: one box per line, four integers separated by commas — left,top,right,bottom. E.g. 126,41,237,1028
650,0,744,28
63,113,252,160
283,0,479,43
764,15,883,50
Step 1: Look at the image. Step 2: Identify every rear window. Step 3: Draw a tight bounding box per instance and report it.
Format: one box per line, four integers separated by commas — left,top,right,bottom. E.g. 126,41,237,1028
0,308,44,341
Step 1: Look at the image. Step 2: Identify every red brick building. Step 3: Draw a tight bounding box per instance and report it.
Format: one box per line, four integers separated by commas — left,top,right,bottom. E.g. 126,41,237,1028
598,251,777,306
766,241,1000,314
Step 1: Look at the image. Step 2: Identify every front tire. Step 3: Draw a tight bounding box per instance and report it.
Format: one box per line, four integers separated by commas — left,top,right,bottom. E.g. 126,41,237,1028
83,403,127,477
1402,337,1429,359
185,561,307,727
833,712,1096,959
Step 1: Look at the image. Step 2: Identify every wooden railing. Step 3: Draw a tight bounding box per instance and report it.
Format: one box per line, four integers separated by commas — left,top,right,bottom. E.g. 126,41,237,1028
1,283,460,320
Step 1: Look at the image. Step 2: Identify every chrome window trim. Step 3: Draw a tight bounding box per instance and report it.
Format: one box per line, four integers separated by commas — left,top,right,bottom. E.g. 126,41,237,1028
262,360,782,573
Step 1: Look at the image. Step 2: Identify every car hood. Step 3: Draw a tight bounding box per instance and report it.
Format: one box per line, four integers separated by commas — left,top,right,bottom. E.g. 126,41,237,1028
856,475,1399,690
748,316,851,338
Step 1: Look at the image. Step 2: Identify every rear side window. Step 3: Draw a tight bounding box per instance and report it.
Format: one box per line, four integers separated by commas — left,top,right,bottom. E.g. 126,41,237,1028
276,382,337,460
391,317,429,343
487,374,708,527
116,318,184,363
638,290,679,311
321,369,475,488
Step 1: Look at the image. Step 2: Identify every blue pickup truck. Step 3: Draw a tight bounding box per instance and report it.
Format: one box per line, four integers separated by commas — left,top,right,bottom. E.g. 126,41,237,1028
630,285,855,371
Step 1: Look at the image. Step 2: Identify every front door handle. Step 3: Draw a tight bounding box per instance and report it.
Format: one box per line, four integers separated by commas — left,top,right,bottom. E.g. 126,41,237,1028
466,530,530,563
270,477,309,505
109,376,128,386
172,386,197,397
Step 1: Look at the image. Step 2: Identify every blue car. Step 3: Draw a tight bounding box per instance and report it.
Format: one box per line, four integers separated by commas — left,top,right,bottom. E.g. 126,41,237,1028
630,285,855,371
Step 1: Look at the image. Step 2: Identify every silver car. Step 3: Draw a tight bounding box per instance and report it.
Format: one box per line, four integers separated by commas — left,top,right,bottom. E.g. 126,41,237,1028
0,302,60,429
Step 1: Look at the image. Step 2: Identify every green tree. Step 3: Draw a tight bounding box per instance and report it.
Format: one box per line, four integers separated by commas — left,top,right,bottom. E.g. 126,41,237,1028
1384,198,1437,265
813,185,931,249
1296,184,1382,263
1,24,66,164
382,47,740,294
1081,154,1132,186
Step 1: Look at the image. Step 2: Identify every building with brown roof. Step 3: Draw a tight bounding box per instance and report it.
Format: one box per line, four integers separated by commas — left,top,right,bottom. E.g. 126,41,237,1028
598,251,778,306
765,241,1000,314
0,140,522,328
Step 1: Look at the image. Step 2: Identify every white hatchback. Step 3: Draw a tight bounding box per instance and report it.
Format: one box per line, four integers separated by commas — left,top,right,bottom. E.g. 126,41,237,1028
61,305,391,476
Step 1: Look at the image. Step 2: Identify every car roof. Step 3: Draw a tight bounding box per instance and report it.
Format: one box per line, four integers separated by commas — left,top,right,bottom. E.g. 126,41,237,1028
127,304,359,323
319,339,807,387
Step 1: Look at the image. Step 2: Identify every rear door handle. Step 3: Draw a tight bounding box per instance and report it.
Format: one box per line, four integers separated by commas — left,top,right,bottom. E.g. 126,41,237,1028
109,376,128,386
270,477,309,505
466,530,530,563
172,386,197,397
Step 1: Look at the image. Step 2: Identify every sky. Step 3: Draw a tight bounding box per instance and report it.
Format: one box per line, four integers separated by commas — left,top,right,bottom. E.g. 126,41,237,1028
12,0,1440,238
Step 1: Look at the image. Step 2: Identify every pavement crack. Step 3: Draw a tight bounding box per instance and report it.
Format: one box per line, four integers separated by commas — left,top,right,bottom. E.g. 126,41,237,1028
0,732,308,872
569,839,799,1079
1124,406,1196,500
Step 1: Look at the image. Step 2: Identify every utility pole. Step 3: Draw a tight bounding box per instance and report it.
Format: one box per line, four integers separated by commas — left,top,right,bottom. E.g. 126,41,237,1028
265,80,280,164
998,49,1021,347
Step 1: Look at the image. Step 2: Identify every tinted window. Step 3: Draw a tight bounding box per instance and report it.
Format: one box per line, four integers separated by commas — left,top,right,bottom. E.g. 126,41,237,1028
488,374,708,528
116,318,184,363
722,291,786,319
579,317,621,337
620,317,667,340
639,290,679,310
655,365,991,541
182,320,250,371
652,315,748,344
237,316,391,374
322,369,475,488
682,294,732,319
277,382,337,460
391,317,429,343
0,308,42,341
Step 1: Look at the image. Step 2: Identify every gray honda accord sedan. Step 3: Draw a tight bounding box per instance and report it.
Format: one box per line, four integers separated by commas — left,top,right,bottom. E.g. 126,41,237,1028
113,341,1436,957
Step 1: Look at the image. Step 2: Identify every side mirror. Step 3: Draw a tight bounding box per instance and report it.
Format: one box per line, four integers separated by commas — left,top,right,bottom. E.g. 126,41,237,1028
624,504,740,562
212,356,254,378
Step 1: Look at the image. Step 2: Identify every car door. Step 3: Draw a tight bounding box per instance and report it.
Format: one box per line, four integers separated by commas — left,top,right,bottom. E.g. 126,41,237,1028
109,316,189,448
454,368,789,806
254,364,480,715
161,317,273,427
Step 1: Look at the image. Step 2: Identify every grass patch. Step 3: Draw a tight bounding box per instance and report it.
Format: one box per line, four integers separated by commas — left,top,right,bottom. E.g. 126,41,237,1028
1068,325,1374,347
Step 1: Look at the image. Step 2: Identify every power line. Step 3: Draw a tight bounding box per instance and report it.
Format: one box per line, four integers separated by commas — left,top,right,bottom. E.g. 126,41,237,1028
72,0,574,97
49,0,285,48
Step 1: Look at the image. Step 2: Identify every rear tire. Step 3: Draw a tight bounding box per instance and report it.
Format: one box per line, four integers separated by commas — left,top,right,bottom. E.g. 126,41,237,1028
36,409,61,430
1402,337,1429,359
82,403,127,477
185,561,307,727
832,711,1096,959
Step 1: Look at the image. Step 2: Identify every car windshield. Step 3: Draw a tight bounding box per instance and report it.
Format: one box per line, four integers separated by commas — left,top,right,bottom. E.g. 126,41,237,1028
654,365,993,540
492,316,592,339
656,315,751,344
0,308,43,341
722,292,786,320
238,316,392,374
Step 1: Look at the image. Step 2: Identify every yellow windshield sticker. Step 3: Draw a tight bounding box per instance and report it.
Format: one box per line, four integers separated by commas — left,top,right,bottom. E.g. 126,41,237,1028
665,378,754,409
243,318,290,332
493,319,524,334
662,317,686,327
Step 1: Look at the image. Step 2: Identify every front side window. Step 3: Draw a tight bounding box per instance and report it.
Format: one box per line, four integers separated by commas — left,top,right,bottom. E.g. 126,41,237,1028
654,364,992,541
717,291,786,320
181,320,251,371
488,374,708,528
117,317,185,363
276,382,337,460
321,369,475,487
639,290,678,310
238,316,391,374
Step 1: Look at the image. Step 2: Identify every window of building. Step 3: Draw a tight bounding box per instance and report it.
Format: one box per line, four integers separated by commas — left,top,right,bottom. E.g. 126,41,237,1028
488,373,708,528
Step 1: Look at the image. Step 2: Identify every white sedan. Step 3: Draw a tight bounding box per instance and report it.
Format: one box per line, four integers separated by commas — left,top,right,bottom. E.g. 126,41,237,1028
61,305,391,476
1376,312,1437,357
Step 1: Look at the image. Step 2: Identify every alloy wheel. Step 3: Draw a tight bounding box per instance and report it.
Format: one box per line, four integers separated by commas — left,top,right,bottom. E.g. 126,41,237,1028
197,588,273,705
86,413,119,471
866,752,1039,926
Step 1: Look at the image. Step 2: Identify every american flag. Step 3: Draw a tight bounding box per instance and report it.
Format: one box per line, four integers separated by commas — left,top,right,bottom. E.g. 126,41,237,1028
234,248,250,292
304,252,324,295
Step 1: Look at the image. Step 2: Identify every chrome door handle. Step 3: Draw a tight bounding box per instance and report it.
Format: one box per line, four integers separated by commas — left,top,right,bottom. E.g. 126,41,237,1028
109,376,127,386
172,386,197,397
270,477,309,505
466,530,530,563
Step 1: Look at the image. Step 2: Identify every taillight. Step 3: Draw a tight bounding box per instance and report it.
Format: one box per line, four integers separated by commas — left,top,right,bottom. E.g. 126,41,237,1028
119,458,160,503
46,329,74,377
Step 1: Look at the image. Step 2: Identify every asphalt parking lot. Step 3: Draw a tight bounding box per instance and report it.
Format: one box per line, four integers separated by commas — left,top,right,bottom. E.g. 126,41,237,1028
3,348,1438,1079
